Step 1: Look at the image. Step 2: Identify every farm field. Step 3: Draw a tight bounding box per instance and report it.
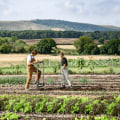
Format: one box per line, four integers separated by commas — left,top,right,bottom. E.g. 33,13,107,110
0,94,120,120
23,38,77,45
23,39,100,45
0,54,120,66
1,54,120,75
1,54,120,119
1,74,120,119
57,45,76,49
1,74,120,96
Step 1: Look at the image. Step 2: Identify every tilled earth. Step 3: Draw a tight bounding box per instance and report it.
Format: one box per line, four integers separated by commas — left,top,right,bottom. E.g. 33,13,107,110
1,74,120,120
0,74,120,97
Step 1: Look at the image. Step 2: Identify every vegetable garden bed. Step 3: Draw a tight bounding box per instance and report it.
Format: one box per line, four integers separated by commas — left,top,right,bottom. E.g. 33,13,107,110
0,95,120,120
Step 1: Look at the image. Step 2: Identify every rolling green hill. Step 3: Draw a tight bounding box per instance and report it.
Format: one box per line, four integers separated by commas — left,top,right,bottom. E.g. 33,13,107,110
0,19,120,32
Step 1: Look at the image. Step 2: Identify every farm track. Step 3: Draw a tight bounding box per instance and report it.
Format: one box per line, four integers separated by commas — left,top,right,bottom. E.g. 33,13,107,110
1,74,120,97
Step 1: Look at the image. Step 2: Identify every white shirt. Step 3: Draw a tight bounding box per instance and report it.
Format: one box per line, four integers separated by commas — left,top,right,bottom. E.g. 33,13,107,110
27,54,34,65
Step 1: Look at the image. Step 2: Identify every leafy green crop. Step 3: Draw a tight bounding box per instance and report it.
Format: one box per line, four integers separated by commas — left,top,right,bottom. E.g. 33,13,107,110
0,77,27,85
35,97,48,113
0,112,20,120
73,115,118,120
1,94,120,117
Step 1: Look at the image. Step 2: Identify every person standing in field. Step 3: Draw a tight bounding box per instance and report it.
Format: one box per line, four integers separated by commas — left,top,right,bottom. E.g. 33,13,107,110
60,51,72,88
25,50,43,91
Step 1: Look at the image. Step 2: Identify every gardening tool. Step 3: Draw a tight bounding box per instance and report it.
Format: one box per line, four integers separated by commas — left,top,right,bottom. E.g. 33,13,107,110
36,62,45,88
59,68,63,87
42,62,45,86
36,63,39,88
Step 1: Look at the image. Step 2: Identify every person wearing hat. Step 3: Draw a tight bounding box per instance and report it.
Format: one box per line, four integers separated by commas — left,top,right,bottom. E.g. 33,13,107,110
25,50,43,91
60,51,72,88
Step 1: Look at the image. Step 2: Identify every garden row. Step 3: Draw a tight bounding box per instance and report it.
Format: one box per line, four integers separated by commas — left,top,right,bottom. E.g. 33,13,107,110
0,95,120,116
1,76,120,88
1,58,120,75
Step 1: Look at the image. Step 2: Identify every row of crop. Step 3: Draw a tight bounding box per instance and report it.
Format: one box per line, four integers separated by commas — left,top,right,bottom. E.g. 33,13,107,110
0,76,89,85
36,58,120,67
1,58,120,69
1,59,120,75
0,95,120,116
0,77,27,85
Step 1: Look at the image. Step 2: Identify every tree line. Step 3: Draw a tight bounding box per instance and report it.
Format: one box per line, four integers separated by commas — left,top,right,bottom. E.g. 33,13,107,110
0,30,120,40
74,36,120,55
0,31,83,39
0,37,56,54
0,36,120,55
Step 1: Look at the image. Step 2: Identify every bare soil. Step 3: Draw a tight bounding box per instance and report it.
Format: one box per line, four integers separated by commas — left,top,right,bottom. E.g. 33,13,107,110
1,74,120,120
1,74,120,97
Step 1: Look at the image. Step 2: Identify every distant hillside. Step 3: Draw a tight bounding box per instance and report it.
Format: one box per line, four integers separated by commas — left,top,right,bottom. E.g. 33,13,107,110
100,25,120,30
0,19,120,32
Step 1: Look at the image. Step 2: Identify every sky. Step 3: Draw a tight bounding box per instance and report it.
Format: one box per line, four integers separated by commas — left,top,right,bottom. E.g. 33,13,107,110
0,0,120,26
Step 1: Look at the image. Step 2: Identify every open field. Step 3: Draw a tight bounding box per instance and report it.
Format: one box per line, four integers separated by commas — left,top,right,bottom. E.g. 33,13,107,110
1,74,120,96
1,71,120,119
23,38,77,45
0,75,120,119
23,39,101,45
0,54,120,67
1,54,120,119
57,45,76,49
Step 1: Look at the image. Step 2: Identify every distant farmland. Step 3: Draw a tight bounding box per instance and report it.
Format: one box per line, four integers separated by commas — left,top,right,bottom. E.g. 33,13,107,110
23,38,100,45
23,38,77,45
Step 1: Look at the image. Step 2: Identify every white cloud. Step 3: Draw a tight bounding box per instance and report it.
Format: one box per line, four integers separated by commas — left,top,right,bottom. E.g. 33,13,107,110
2,10,9,15
113,5,120,13
0,0,120,26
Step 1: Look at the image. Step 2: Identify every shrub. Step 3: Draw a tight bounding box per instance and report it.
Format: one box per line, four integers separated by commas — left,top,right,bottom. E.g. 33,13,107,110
36,38,56,54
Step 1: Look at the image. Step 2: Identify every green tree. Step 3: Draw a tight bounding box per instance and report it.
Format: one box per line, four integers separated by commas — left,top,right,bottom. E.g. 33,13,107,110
99,46,106,54
13,39,26,53
14,46,25,53
24,45,36,53
0,38,6,45
74,36,99,54
100,39,120,55
98,38,104,44
0,43,12,53
15,39,26,45
84,43,99,55
11,36,18,42
36,38,56,54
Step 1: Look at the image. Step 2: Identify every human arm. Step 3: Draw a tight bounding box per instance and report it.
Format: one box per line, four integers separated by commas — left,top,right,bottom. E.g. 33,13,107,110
27,55,43,65
62,64,66,69
29,60,44,65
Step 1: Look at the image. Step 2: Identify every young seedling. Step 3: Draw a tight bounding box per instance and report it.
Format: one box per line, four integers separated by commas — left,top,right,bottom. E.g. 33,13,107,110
88,56,96,73
53,65,57,74
78,77,88,84
76,58,85,73
46,78,54,85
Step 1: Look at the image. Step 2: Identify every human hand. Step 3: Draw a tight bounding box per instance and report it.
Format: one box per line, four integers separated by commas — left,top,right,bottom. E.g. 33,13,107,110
60,68,63,73
36,60,40,63
41,60,44,63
